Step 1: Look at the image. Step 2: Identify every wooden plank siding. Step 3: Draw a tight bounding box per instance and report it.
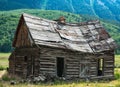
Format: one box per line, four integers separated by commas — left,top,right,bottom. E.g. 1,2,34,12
9,45,115,79
103,55,114,76
15,21,31,47
9,47,40,78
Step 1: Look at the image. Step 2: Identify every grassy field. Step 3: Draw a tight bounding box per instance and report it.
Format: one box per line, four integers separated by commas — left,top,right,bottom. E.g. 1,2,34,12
0,72,120,87
0,53,10,70
115,55,120,68
0,79,120,87
0,53,120,87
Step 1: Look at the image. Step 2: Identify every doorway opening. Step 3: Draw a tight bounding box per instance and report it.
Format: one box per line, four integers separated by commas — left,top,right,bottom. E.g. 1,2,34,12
97,58,104,76
57,57,64,77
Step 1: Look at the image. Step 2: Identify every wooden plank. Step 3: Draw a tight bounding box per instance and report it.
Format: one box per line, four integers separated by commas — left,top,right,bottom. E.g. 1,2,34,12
66,75,79,77
90,75,114,79
67,69,79,72
90,67,97,69
104,73,113,76
80,62,91,64
104,60,114,63
40,60,55,63
104,65,114,68
40,68,55,71
89,70,97,72
89,75,96,77
40,62,55,65
104,67,114,70
67,66,79,69
66,72,79,75
104,70,113,73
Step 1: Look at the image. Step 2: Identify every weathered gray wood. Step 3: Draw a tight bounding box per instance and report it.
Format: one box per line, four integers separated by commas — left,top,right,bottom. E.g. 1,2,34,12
9,41,115,80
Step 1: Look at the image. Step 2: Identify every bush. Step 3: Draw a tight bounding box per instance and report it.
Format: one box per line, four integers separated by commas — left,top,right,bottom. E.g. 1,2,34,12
115,69,120,80
2,72,16,81
0,66,6,71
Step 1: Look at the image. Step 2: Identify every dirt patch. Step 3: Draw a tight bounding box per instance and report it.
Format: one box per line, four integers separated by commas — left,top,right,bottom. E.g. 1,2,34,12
0,70,6,78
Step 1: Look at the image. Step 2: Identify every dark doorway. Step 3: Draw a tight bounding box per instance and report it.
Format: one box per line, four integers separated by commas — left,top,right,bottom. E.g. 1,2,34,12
57,57,64,77
97,59,104,76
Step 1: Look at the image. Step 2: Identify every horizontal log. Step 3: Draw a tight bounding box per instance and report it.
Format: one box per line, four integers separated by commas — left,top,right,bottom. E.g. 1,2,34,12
67,60,79,62
104,61,114,63
104,70,113,73
90,67,97,69
66,75,79,77
89,73,97,76
40,62,55,65
89,70,97,72
67,66,79,69
104,73,113,76
40,60,55,63
104,67,114,69
89,75,96,77
40,71,55,74
90,64,97,66
89,62,97,63
104,72,113,75
104,58,114,61
67,59,79,61
40,68,55,71
104,65,114,68
67,62,79,64
104,63,114,65
40,57,55,59
67,69,79,72
66,72,79,75
90,75,114,79
40,66,55,68
66,64,79,66
40,57,55,60
40,64,55,66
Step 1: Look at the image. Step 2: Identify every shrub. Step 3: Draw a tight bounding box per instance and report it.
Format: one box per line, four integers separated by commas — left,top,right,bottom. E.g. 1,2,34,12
0,66,6,71
115,69,120,80
2,72,16,81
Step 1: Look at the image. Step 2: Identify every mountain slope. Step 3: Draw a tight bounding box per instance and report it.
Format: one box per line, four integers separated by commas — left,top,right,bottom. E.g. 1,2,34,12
0,0,120,22
0,9,120,53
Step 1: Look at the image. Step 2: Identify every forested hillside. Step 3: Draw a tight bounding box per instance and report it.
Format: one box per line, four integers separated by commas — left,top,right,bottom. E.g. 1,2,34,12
0,0,120,22
0,9,120,53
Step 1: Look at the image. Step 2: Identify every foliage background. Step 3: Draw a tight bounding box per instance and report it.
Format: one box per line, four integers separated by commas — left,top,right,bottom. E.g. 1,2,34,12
0,9,120,53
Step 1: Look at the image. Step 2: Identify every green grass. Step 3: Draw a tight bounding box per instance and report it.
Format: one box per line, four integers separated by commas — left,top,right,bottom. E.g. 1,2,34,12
0,53,10,70
115,55,120,68
0,76,120,87
0,53,10,58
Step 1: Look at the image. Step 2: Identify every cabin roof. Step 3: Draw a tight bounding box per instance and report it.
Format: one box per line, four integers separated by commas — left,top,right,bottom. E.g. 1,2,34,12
13,13,116,53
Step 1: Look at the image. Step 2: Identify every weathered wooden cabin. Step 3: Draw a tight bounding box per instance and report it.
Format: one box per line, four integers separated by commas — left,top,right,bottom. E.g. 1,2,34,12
9,13,116,80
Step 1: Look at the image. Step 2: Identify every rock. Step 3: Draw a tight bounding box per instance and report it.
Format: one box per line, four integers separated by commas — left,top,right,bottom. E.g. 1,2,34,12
10,80,16,85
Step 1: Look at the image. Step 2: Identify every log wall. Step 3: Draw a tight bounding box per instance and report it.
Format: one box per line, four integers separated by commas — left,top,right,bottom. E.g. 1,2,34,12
9,47,40,78
9,46,114,80
39,47,114,79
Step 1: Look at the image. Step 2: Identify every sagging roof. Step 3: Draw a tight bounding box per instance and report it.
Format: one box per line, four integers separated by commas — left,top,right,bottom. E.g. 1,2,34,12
13,13,116,53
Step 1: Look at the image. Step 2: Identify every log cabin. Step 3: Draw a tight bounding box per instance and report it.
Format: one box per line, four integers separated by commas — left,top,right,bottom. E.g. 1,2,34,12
9,13,116,80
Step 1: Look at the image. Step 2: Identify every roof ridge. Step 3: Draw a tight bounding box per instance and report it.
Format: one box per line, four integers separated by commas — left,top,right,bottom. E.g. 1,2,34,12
22,13,57,23
22,13,100,26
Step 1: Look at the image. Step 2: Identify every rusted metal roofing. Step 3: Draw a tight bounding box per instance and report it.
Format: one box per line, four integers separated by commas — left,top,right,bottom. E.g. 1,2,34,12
23,13,116,53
